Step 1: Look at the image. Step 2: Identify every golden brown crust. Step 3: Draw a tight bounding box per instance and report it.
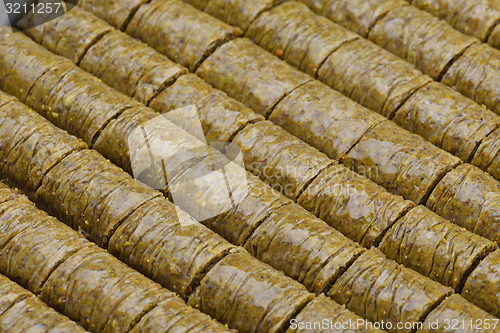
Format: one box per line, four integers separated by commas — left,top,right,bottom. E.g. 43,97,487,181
426,164,500,243
81,30,187,105
169,152,292,246
0,276,85,333
343,121,461,205
299,164,414,248
0,198,40,254
488,21,500,48
188,252,314,333
20,5,114,64
462,249,500,317
0,29,72,104
0,188,92,296
270,80,386,161
412,0,500,43
35,66,141,146
126,0,242,71
184,0,280,32
471,126,500,181
196,38,312,117
0,96,87,197
329,249,454,333
150,74,264,144
0,201,91,294
24,61,74,113
0,274,33,316
123,0,164,37
78,0,149,30
40,245,176,332
442,44,500,116
0,182,23,205
232,121,332,201
35,149,160,247
246,1,359,77
369,5,479,80
0,90,17,108
0,186,161,333
126,114,215,191
0,297,84,332
319,39,432,118
393,82,500,162
299,0,409,38
0,30,142,146
130,297,235,333
109,197,236,299
245,204,365,294
380,205,496,290
93,106,158,175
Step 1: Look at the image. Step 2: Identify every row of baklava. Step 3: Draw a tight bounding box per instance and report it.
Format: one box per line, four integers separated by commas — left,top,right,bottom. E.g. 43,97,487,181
279,0,500,123
2,5,500,332
164,0,500,241
178,0,500,181
46,0,500,250
0,179,234,333
0,88,388,333
411,0,500,48
0,271,86,332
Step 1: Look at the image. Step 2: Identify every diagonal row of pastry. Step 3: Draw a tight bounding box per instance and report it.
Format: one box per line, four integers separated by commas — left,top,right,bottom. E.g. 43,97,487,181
0,0,499,332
